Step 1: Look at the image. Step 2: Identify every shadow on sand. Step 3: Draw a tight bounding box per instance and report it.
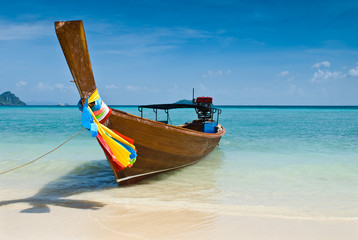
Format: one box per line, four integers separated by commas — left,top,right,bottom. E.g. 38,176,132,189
0,160,117,213
1,148,226,214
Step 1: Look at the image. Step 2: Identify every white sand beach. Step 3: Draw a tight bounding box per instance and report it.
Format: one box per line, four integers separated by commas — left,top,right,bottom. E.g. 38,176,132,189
1,199,357,240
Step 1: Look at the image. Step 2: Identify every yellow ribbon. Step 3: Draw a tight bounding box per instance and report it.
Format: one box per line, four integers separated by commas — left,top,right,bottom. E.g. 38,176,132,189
88,89,135,168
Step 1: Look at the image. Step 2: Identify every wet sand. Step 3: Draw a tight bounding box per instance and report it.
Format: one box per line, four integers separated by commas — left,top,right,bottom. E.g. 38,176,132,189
1,199,357,240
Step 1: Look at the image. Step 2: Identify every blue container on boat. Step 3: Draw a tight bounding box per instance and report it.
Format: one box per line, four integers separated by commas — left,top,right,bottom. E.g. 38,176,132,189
203,122,217,133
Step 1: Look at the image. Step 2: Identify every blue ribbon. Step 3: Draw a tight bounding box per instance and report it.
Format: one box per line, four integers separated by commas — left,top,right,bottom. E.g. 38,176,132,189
81,98,98,137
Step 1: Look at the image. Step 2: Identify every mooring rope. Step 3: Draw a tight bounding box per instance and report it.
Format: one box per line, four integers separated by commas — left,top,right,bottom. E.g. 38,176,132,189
0,128,86,175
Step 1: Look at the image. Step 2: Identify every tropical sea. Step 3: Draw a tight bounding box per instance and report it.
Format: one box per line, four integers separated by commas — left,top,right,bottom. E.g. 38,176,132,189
1,106,357,239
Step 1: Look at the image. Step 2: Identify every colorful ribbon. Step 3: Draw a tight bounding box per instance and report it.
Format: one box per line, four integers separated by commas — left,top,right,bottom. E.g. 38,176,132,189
81,90,136,172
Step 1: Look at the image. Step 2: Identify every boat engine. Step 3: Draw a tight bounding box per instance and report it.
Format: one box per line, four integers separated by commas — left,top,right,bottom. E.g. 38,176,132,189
194,96,213,120
191,89,220,133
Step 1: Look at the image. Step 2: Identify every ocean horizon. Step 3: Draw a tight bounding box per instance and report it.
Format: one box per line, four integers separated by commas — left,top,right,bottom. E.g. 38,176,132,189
2,105,358,108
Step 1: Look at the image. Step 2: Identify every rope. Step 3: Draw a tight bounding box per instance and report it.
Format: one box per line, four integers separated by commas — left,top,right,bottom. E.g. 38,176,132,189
0,128,86,175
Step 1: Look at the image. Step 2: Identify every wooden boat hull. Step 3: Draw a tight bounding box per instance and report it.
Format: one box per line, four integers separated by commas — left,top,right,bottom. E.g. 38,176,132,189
106,109,225,185
54,20,225,185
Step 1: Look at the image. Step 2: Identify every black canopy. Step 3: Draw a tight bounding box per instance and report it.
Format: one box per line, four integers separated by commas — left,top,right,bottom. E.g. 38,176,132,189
138,103,220,111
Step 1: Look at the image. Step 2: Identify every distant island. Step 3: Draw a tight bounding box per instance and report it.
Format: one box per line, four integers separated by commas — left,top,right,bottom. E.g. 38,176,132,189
174,99,193,104
0,91,26,106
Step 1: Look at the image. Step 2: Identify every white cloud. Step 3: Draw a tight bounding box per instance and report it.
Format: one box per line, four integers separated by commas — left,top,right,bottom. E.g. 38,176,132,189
311,69,346,83
287,76,296,82
107,45,175,56
105,26,220,56
203,70,221,78
278,71,289,77
105,84,119,89
36,82,52,91
199,83,208,91
348,64,358,77
126,85,141,91
241,87,276,97
36,82,72,91
312,61,331,68
0,21,50,40
55,84,65,89
285,84,304,95
143,86,160,93
203,70,231,78
174,27,211,39
277,71,295,82
16,81,27,87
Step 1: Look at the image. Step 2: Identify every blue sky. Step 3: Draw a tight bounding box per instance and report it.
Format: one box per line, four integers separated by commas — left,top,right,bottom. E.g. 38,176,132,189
1,0,358,105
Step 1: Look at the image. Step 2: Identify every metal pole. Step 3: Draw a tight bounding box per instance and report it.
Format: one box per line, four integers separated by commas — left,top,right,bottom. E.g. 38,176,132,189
165,109,169,123
153,108,158,121
138,107,143,118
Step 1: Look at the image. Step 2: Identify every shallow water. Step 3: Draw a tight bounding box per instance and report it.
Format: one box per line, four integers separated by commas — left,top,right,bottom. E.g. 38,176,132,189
0,106,357,220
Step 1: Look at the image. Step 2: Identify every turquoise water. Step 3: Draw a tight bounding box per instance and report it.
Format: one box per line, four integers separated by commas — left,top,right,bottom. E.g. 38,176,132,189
0,106,357,219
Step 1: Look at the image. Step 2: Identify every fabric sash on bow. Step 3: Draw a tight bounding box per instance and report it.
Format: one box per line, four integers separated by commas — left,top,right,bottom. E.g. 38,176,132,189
81,90,136,172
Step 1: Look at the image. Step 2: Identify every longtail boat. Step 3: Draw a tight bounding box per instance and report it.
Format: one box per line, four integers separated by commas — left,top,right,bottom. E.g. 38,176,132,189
55,20,225,185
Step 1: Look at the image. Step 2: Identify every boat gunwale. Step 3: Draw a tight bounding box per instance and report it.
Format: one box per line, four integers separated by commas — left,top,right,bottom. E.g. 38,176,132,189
111,108,226,139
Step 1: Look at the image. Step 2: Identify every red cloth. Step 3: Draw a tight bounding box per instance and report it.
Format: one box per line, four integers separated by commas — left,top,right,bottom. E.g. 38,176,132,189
96,134,125,172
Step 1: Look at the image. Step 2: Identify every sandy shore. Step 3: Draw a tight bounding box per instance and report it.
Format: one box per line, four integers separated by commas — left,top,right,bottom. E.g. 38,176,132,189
1,200,357,240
